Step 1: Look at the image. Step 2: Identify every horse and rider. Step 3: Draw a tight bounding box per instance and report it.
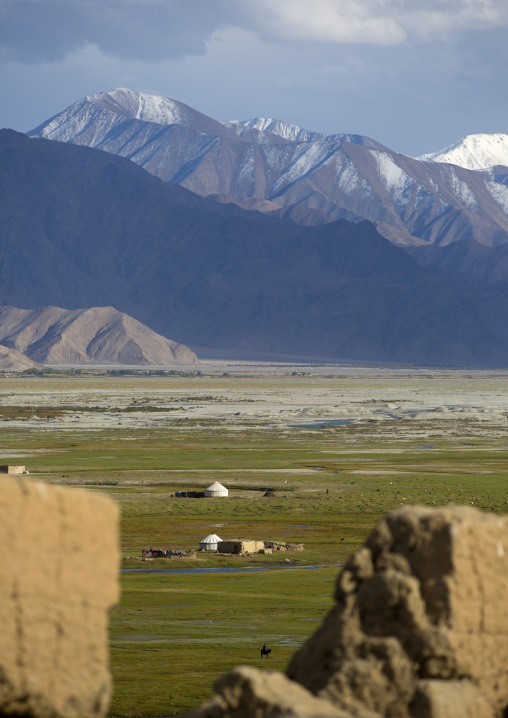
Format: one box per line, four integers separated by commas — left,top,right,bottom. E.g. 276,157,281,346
261,642,272,658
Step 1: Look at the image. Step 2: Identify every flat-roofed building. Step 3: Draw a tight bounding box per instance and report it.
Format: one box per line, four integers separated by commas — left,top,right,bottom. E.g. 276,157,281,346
217,539,265,555
0,465,26,475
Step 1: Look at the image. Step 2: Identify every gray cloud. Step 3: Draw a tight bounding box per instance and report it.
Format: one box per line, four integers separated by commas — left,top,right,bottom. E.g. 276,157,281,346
2,0,508,65
0,0,223,63
221,0,508,46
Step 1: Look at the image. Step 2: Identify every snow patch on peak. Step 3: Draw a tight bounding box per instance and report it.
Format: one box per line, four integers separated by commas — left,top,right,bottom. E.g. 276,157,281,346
447,168,479,211
271,142,334,191
336,156,364,196
486,180,508,216
88,88,188,126
420,133,508,171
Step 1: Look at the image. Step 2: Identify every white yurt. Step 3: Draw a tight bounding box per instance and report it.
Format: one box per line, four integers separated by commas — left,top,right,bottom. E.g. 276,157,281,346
204,481,228,497
199,534,223,551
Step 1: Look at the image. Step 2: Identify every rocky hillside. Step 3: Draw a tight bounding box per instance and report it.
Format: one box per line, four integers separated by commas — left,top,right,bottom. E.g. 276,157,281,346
28,88,508,248
0,345,42,371
0,306,197,365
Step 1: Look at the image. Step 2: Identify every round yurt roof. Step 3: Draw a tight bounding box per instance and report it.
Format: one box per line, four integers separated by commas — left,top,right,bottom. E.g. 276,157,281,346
205,481,227,492
200,533,222,544
204,481,228,497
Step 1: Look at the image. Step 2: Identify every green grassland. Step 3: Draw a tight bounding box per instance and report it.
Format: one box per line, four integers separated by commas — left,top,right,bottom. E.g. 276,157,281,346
0,374,507,715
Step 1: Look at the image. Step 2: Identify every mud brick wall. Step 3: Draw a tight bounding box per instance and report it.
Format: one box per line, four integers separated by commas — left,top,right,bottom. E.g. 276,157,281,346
0,477,119,718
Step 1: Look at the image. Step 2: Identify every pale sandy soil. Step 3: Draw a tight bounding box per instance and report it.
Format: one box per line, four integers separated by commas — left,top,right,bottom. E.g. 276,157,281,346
0,366,508,441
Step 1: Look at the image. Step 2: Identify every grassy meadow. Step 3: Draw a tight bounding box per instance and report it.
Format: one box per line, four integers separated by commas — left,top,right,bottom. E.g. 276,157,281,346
0,372,507,715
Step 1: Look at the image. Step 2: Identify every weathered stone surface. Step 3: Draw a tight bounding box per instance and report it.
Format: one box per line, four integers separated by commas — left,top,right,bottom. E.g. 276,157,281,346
287,506,508,717
185,665,362,718
409,680,493,718
0,476,120,718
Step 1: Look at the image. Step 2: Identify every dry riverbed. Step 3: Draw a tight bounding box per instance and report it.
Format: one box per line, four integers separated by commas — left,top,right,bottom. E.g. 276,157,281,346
0,365,507,441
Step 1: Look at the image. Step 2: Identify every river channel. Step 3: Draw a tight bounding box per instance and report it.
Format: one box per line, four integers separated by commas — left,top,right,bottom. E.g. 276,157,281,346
121,564,339,575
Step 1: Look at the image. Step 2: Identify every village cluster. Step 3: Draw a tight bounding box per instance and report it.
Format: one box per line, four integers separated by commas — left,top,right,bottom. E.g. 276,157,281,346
142,536,304,558
141,480,304,557
0,469,305,558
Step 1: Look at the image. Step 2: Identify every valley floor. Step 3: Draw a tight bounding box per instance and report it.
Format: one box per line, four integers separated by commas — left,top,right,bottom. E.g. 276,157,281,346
1,366,507,715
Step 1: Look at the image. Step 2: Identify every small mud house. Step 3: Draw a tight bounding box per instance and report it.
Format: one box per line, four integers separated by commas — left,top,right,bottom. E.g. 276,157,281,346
217,539,304,555
0,465,26,475
217,539,265,555
204,481,228,497
199,534,223,552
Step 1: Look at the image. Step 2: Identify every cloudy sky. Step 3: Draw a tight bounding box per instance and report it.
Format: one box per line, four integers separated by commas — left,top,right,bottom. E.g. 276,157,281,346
1,0,507,156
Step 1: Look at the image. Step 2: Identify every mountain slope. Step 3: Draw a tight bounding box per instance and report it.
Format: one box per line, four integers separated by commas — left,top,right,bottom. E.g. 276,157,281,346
0,305,197,365
4,129,508,366
406,239,508,286
27,89,508,248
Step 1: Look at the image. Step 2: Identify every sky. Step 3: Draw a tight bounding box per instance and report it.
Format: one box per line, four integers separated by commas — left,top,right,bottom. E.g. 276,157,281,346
1,0,508,156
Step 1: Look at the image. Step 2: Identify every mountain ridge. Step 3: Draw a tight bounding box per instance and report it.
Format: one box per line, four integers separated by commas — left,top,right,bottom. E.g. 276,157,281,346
26,88,508,248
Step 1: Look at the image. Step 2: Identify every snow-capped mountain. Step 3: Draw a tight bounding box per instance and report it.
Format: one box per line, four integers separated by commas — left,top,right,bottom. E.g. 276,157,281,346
420,133,508,171
28,89,508,247
36,87,231,139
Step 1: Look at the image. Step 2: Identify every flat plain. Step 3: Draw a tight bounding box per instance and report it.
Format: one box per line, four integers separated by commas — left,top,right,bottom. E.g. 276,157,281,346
1,364,507,716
